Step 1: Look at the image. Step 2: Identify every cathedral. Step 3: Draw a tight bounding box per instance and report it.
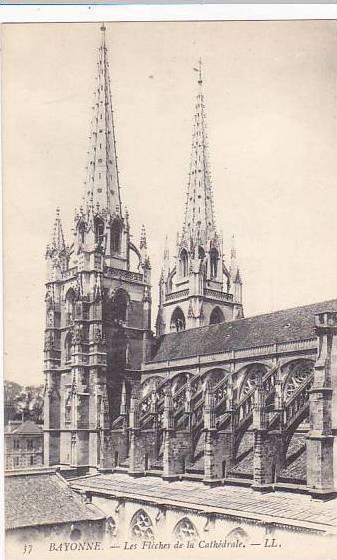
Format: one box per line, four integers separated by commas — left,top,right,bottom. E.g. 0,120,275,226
43,25,337,544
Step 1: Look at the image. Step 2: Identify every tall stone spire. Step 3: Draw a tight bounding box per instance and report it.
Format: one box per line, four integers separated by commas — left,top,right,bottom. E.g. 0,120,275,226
184,59,215,241
156,59,244,334
84,24,121,215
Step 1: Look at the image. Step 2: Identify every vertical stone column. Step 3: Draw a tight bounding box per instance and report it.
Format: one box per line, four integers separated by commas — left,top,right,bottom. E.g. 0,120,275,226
120,381,128,416
44,379,61,466
71,321,88,468
203,385,219,486
307,312,337,498
252,382,274,492
128,390,143,477
274,366,283,412
88,309,110,472
162,390,177,481
142,285,153,363
43,303,61,466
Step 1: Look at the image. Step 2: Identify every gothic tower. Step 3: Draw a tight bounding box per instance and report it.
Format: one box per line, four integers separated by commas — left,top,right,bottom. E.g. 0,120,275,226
44,25,152,472
156,62,243,336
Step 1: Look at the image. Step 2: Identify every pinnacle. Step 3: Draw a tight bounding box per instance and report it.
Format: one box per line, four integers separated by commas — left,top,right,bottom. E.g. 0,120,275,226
140,224,147,250
49,207,66,254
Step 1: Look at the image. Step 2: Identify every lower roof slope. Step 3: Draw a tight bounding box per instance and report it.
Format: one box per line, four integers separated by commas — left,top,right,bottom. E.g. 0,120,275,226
71,472,336,532
4,420,42,435
5,469,105,530
149,299,337,364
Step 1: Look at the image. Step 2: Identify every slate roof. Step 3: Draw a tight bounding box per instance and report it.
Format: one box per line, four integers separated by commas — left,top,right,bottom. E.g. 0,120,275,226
71,473,337,532
4,421,42,436
149,299,337,363
5,469,105,530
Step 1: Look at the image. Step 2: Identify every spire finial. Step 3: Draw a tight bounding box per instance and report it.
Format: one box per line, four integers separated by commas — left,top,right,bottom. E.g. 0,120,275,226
231,234,236,258
193,59,203,85
198,57,202,85
100,23,106,49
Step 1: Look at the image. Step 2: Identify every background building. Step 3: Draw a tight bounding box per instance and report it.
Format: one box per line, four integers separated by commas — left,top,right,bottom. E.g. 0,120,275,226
5,420,43,471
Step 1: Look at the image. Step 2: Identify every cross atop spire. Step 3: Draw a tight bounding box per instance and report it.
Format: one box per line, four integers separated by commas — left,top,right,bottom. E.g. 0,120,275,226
183,62,216,242
197,57,203,85
84,24,122,215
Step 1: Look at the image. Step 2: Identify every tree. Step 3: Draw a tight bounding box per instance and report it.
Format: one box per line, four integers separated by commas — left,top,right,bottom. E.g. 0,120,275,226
12,384,44,424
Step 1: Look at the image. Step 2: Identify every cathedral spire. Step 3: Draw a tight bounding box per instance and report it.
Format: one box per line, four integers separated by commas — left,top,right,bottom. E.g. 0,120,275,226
84,23,121,215
183,60,215,240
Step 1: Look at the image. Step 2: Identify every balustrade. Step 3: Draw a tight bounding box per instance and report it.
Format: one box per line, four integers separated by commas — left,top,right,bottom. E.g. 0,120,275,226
104,266,143,283
165,289,189,302
62,267,77,279
204,288,233,302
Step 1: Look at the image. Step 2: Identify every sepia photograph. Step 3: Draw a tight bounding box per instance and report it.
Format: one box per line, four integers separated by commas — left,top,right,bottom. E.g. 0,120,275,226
2,16,337,560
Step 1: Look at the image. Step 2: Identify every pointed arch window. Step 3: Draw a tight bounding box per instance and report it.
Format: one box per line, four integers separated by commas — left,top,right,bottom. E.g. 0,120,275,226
173,518,198,544
210,248,219,278
225,527,248,545
180,249,188,277
210,307,225,325
130,510,154,541
65,289,75,326
65,332,73,363
95,218,104,247
105,517,117,539
170,307,186,333
105,289,128,325
111,220,121,254
198,246,205,260
65,390,72,423
78,221,86,244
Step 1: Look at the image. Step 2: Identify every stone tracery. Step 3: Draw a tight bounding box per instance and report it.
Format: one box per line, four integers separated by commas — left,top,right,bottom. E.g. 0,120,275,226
173,517,199,543
130,510,154,541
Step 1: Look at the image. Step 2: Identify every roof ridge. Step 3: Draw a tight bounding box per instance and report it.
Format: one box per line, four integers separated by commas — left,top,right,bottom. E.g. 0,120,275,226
158,297,337,341
232,298,337,324
149,297,337,364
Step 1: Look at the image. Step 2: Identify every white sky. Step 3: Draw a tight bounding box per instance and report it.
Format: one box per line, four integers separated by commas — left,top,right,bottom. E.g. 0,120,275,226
3,20,337,385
